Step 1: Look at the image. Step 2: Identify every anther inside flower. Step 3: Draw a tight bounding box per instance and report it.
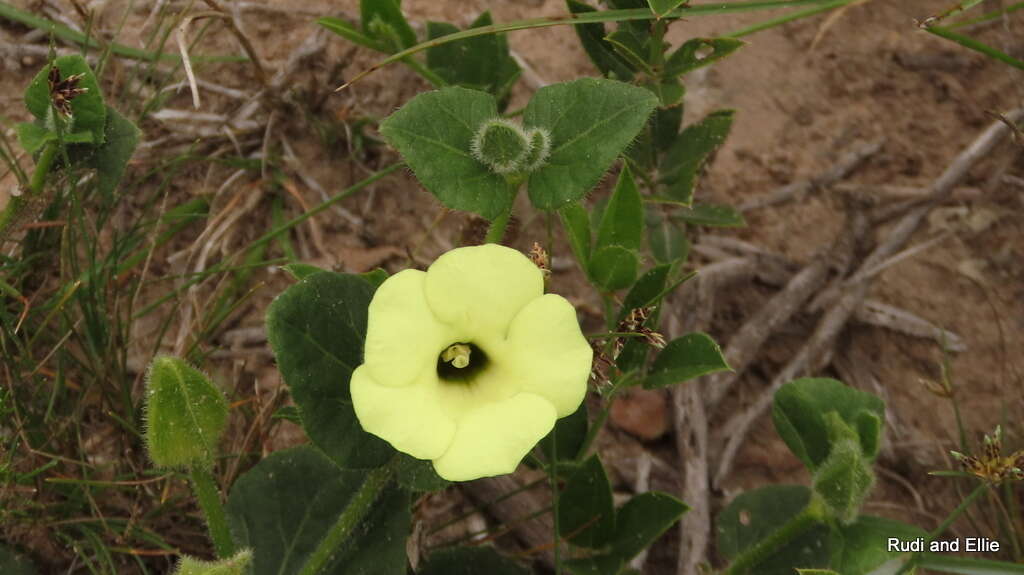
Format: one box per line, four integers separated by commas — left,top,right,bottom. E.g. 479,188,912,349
351,244,593,481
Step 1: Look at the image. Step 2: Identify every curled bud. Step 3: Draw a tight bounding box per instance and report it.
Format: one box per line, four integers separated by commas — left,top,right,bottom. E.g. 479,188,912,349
144,356,229,470
173,549,252,575
520,127,552,172
812,438,875,524
470,118,530,174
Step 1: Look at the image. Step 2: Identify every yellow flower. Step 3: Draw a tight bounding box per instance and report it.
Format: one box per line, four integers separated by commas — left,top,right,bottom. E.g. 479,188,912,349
351,244,592,481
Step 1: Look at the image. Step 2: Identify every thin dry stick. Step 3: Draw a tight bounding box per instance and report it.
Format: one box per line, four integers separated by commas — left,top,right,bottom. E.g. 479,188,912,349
738,139,884,212
670,259,752,575
201,0,268,88
704,208,867,411
713,109,1024,487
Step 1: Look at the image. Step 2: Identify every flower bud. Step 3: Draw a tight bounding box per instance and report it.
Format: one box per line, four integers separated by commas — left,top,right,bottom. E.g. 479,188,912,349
173,549,251,575
812,438,875,524
470,118,530,174
520,127,552,172
144,356,229,470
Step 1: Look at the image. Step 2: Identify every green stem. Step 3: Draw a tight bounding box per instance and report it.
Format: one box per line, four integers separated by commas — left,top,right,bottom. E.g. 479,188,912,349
895,482,990,574
724,496,826,575
337,0,858,89
484,210,512,244
298,464,394,575
190,467,235,559
0,140,60,243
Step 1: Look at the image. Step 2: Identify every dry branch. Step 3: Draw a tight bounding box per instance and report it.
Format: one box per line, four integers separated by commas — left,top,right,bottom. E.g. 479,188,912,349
712,109,1023,487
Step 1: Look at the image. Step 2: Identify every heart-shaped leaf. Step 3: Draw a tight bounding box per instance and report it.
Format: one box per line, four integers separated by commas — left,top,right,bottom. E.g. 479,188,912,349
227,446,409,575
379,87,515,220
266,272,393,468
524,78,657,211
717,485,831,574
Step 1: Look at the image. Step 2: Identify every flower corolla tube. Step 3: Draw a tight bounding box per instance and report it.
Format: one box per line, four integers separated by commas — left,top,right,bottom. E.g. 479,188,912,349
351,244,592,481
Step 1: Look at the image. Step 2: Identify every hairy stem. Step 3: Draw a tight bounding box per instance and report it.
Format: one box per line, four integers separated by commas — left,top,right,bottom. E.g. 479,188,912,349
724,495,826,575
0,140,60,244
190,467,236,559
299,464,394,575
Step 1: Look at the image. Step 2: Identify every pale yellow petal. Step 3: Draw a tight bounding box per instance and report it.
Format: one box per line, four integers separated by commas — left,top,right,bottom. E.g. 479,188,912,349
432,393,556,481
506,294,592,417
364,269,452,387
424,244,543,339
350,366,456,461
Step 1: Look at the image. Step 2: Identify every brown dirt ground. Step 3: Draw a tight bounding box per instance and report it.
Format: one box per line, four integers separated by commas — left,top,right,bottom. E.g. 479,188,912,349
2,0,1023,573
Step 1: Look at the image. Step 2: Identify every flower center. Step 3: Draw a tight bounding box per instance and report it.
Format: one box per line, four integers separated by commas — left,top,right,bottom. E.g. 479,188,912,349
437,342,489,383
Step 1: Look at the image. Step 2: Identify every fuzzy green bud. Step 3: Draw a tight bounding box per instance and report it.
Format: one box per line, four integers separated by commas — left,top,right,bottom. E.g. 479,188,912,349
470,118,530,174
173,549,252,575
520,127,552,172
145,356,229,470
812,437,875,524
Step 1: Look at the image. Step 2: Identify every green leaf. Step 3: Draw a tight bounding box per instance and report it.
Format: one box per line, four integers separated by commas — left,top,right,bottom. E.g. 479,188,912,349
716,485,831,574
266,272,393,469
771,378,886,471
830,516,925,575
605,30,654,74
283,263,326,281
418,547,529,575
227,446,409,575
394,454,449,492
566,491,687,574
144,356,228,470
173,550,252,575
361,0,416,51
608,491,688,559
539,402,589,462
318,17,387,51
559,455,616,548
360,268,390,288
647,0,688,17
0,546,37,575
379,87,515,220
619,264,671,320
657,110,734,205
596,166,644,252
644,332,730,388
643,78,685,108
566,0,635,81
272,405,302,424
646,207,689,264
426,12,521,99
524,78,658,211
671,203,746,228
588,245,638,291
559,201,592,266
90,105,140,197
16,123,55,154
25,55,106,146
664,37,745,77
